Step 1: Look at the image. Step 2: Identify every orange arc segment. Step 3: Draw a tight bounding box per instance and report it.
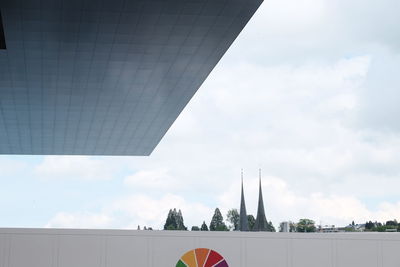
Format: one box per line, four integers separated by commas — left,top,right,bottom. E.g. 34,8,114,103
195,248,210,267
181,249,197,267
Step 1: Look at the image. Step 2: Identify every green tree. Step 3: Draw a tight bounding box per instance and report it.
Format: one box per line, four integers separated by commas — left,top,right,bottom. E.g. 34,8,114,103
247,215,256,231
176,209,186,230
386,220,398,227
164,209,175,230
375,225,386,232
210,208,229,231
296,219,316,232
267,221,276,232
191,226,200,231
289,222,297,232
365,221,374,230
200,221,209,231
166,224,175,230
226,209,240,231
163,208,187,230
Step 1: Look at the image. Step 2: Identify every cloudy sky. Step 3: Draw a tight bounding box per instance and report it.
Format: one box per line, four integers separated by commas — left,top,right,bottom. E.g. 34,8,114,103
1,0,400,230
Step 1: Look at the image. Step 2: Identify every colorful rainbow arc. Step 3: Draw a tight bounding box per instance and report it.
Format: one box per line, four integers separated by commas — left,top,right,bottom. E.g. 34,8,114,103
176,248,229,267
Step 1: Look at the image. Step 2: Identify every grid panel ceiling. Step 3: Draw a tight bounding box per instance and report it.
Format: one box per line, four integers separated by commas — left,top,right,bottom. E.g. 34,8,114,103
0,0,263,155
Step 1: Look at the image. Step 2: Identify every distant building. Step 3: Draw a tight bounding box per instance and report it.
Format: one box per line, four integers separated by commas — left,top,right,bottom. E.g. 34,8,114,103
343,223,366,232
280,222,290,232
355,224,366,231
318,225,345,233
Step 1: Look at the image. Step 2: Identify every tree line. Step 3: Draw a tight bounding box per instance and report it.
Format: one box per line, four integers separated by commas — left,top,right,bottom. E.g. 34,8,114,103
163,208,275,231
364,220,400,232
163,208,318,233
162,209,399,232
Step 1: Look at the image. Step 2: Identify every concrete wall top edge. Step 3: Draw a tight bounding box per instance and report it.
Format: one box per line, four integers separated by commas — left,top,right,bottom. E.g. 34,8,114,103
0,227,399,241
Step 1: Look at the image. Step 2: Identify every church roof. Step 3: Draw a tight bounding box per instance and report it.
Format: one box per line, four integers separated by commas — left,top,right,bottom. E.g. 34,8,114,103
239,169,249,231
253,169,268,231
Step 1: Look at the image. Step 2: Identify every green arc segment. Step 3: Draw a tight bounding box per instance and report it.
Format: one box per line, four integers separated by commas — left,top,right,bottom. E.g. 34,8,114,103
176,260,187,267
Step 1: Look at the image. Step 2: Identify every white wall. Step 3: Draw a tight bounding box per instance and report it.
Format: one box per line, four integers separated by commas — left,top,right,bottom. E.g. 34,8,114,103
0,228,399,267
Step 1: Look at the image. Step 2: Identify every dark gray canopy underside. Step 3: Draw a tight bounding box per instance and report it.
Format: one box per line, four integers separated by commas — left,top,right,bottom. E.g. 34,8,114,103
0,0,262,155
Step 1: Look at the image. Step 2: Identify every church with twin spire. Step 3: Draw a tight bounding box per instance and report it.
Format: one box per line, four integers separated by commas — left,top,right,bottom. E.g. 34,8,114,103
239,169,270,232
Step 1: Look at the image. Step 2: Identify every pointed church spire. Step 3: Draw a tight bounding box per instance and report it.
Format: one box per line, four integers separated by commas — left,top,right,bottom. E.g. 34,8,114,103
254,168,268,231
239,169,249,231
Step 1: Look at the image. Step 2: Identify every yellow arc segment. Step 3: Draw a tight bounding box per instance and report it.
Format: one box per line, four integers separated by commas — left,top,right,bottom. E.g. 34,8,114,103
181,250,198,267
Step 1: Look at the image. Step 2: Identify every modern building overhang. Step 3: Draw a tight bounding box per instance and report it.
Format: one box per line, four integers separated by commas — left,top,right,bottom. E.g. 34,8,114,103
0,0,263,155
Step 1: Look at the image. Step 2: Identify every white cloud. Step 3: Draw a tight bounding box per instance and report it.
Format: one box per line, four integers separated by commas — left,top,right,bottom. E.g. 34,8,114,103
375,202,400,222
218,175,400,228
38,52,400,229
124,169,178,190
45,193,213,230
45,174,400,230
110,194,213,229
34,156,120,180
45,212,114,229
0,157,29,176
